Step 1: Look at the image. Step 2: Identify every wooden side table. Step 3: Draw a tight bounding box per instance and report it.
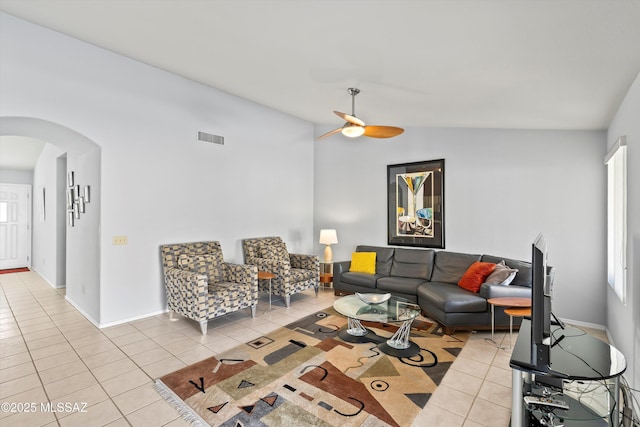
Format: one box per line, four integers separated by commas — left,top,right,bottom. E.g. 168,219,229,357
320,262,333,288
319,273,333,288
258,271,276,312
504,307,531,348
487,297,531,348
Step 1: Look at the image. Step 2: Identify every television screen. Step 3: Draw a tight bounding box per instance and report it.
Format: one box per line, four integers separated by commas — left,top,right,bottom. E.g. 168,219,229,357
530,233,551,371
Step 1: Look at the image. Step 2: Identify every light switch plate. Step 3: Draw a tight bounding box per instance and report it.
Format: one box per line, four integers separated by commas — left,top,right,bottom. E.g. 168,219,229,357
112,236,128,245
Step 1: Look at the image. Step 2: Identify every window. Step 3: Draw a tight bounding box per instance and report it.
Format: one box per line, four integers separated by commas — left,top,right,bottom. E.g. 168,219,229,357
605,136,627,303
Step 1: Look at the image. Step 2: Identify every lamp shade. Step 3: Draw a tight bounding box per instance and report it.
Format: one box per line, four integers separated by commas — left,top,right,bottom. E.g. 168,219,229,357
319,229,338,245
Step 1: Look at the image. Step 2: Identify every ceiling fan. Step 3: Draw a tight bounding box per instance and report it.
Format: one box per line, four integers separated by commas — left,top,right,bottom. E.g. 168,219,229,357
317,88,404,140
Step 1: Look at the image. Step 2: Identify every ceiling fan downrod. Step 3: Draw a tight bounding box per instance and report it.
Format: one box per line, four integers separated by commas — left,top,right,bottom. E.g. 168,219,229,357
348,87,360,116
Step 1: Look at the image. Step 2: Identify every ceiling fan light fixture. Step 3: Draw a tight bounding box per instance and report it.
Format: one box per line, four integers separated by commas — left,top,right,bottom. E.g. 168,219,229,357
316,88,404,141
341,123,365,138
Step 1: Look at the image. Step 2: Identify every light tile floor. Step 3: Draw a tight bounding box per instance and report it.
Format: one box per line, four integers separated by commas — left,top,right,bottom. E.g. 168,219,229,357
0,270,572,426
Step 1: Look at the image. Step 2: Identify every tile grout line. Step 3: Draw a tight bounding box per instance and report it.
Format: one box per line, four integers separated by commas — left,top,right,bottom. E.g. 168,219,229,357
5,273,139,426
1,273,62,427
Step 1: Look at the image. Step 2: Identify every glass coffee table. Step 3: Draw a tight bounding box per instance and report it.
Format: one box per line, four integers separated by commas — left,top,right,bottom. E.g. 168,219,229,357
333,294,421,357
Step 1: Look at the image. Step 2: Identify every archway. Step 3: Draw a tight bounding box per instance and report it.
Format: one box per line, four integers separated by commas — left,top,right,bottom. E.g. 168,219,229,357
0,116,102,323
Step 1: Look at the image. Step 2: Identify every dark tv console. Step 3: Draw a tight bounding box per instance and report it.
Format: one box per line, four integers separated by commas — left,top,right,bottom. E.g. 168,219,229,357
510,319,626,427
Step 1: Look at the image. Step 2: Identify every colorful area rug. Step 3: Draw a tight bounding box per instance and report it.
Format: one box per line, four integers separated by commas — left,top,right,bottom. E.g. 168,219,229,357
0,267,29,274
155,307,469,427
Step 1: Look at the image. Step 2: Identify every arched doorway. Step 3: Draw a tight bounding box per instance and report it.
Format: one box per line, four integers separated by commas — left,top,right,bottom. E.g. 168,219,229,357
0,116,102,323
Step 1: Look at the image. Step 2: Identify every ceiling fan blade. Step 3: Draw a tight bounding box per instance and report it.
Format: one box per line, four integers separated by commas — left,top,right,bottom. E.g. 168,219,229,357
363,125,405,138
333,111,365,127
316,127,342,140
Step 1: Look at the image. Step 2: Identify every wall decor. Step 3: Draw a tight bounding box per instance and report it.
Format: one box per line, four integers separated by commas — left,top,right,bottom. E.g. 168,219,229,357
40,186,46,221
67,170,90,227
387,159,445,248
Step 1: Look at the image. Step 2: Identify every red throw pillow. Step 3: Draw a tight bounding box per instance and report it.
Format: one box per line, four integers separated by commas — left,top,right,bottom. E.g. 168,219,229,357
458,261,497,293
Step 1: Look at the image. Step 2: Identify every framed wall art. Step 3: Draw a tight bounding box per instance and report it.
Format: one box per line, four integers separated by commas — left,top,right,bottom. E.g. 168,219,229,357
387,159,445,248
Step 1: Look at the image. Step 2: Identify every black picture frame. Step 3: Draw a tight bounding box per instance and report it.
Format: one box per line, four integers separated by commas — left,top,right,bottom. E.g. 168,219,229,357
387,159,445,248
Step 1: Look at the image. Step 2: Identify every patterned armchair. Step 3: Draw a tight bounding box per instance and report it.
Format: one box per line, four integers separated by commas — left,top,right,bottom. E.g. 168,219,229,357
242,236,319,307
160,241,258,335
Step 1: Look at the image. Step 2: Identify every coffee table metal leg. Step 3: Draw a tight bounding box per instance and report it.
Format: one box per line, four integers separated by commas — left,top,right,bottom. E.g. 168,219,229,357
338,317,378,344
347,317,368,336
378,318,420,357
387,319,412,349
337,316,420,358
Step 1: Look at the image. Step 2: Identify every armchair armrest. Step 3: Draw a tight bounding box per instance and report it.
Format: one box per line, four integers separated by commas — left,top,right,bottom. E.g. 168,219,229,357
246,256,290,278
163,267,208,320
290,253,319,271
221,262,258,282
221,262,258,301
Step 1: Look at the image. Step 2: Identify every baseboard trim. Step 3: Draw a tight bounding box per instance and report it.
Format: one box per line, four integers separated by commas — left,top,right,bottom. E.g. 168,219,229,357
64,295,100,328
29,267,65,289
98,309,169,329
558,317,606,331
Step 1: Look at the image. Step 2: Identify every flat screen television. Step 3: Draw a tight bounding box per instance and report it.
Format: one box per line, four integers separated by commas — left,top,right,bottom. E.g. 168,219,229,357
530,233,552,372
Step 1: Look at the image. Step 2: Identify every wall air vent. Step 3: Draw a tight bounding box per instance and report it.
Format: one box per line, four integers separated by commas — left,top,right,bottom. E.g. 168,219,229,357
197,131,224,145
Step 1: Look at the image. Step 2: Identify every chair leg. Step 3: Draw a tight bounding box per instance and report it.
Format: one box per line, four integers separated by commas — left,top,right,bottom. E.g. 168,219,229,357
250,305,257,318
285,295,291,308
199,320,208,336
169,310,176,321
314,285,319,297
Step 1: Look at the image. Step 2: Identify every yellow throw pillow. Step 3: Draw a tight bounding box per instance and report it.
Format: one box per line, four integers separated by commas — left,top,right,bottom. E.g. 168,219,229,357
350,252,377,274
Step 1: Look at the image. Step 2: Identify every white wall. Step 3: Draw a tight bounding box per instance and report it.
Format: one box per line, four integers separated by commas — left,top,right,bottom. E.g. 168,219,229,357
314,127,607,326
2,117,103,322
607,71,640,390
32,143,65,286
0,169,32,185
66,147,101,322
0,13,315,325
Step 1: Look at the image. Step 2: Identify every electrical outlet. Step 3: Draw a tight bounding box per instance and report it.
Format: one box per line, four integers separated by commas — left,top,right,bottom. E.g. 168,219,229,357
112,235,128,245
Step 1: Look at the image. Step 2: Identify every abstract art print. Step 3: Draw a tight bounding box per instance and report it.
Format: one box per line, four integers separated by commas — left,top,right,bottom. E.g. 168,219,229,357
387,159,445,248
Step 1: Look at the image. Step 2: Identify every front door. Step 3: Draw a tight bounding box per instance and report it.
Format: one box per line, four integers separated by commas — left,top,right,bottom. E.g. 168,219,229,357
0,183,31,270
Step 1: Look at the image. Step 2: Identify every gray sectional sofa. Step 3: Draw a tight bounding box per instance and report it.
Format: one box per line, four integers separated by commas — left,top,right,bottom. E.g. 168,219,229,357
333,245,555,334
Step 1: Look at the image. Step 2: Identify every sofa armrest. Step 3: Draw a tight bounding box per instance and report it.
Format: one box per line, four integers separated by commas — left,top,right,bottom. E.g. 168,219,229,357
289,253,319,271
479,283,532,299
333,261,351,285
163,267,208,320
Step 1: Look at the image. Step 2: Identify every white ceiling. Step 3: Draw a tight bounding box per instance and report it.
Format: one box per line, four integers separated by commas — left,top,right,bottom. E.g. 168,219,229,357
0,136,46,170
1,1,640,166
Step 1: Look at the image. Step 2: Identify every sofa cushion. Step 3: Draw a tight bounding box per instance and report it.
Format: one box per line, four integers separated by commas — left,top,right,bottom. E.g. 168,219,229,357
431,252,482,284
484,260,518,286
356,246,395,276
481,255,532,287
339,272,380,289
458,261,496,293
418,282,487,313
390,248,435,279
377,276,427,295
350,252,376,274
178,253,223,284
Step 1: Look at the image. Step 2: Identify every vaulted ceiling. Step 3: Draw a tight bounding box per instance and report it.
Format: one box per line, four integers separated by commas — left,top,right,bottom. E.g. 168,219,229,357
1,0,640,170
